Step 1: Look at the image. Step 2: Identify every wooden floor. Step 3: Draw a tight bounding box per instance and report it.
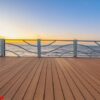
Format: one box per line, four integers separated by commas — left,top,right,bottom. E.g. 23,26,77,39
0,57,100,100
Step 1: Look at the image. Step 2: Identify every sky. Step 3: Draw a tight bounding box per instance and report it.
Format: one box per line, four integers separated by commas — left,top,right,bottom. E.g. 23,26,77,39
0,0,100,39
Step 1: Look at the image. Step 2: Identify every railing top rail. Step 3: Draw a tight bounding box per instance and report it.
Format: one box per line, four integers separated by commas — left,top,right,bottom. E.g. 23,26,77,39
78,40,100,42
5,39,37,41
0,39,100,43
2,39,100,41
4,39,73,41
41,39,73,41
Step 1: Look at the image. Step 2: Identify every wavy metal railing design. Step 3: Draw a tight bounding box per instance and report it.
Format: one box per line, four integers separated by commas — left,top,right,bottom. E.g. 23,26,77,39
6,50,20,57
5,40,37,57
23,40,37,47
42,44,72,54
6,43,37,54
0,39,100,57
41,40,56,47
41,40,73,57
77,40,100,57
4,40,73,57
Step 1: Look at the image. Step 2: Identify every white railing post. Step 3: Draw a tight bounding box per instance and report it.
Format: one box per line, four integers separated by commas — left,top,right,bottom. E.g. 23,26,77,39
73,40,77,57
37,39,41,58
0,39,5,57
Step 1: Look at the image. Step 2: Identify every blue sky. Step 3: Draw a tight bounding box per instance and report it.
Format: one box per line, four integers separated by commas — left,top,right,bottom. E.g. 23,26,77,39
0,0,100,39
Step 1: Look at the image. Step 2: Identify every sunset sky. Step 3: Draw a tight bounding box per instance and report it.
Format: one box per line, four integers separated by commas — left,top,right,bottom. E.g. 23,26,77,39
0,0,100,40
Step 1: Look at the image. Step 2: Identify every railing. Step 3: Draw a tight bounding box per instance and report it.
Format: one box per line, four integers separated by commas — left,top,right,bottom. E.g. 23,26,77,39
0,39,100,58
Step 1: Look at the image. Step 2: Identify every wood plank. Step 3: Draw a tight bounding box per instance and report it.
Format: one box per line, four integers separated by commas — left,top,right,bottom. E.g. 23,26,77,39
0,57,100,100
4,58,37,100
66,58,100,99
68,58,100,91
61,58,95,100
12,58,39,100
23,58,45,100
0,58,31,89
0,59,36,96
33,58,47,100
56,58,84,100
51,59,64,100
55,59,75,100
44,58,54,100
0,58,24,76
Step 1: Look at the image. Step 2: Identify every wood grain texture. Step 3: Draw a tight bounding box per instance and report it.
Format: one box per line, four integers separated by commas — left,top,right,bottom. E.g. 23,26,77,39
0,57,100,100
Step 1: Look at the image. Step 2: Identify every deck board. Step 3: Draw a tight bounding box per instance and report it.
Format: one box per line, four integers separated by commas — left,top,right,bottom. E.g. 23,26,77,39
44,59,54,100
0,57,100,100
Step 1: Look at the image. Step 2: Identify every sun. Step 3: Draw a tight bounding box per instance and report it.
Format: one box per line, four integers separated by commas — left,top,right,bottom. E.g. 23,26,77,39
0,32,18,39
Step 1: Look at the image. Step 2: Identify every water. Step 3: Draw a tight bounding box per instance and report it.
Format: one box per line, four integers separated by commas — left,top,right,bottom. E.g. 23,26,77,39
4,44,100,57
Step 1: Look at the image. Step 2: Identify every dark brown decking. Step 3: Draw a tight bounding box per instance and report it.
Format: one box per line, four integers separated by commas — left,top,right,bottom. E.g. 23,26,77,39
0,57,100,100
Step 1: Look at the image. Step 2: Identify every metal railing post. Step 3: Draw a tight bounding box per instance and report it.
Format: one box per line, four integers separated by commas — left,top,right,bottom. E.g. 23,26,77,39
0,39,5,57
73,40,77,57
37,39,41,58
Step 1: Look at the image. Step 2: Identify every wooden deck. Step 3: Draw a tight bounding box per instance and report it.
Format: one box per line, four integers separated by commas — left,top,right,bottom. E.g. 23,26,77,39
0,57,100,100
